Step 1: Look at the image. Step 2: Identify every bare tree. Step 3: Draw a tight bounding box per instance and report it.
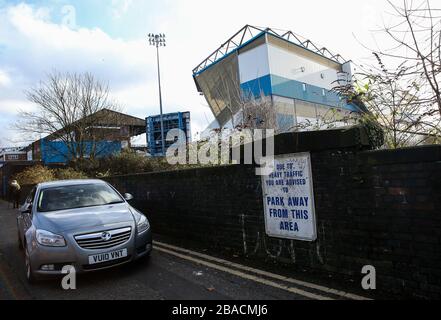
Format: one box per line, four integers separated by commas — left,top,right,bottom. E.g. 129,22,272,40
14,71,123,161
238,94,277,131
334,54,440,148
336,0,441,148
370,0,441,121
329,0,441,148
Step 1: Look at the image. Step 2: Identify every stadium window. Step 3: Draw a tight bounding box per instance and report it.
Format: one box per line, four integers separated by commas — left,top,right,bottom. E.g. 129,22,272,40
295,100,317,118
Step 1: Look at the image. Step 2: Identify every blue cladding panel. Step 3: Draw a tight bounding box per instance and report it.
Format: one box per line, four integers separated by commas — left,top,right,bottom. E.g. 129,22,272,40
146,112,191,157
41,140,69,164
41,140,122,164
240,74,273,99
271,75,346,109
92,141,122,158
346,102,361,112
146,117,155,151
271,75,307,101
239,74,360,112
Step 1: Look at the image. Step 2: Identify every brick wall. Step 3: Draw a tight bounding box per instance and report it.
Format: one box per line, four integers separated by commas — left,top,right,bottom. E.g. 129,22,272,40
105,127,441,299
4,154,27,161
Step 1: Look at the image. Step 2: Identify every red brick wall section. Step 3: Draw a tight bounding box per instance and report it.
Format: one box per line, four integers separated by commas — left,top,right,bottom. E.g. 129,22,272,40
5,154,27,161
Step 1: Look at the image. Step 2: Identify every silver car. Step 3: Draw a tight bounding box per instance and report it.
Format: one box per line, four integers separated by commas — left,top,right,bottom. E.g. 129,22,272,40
16,179,152,282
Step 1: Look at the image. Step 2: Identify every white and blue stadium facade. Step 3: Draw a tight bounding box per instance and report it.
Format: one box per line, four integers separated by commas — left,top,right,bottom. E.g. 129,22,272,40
193,25,365,133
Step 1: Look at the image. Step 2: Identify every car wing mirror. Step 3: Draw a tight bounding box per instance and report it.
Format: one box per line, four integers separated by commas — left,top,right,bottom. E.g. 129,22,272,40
21,203,32,214
124,193,134,201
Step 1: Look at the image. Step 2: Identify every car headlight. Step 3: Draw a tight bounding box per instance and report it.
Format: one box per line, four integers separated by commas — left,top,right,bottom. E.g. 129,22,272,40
137,214,150,234
36,229,66,247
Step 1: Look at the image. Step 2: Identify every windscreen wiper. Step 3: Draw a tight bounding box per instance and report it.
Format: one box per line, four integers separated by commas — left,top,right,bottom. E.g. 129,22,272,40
106,201,125,205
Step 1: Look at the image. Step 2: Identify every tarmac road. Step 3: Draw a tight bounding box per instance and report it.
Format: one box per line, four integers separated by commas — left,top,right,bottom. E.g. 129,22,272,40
0,200,368,300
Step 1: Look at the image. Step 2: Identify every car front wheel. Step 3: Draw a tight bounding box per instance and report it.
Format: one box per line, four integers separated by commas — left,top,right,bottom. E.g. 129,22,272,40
24,247,36,283
17,231,23,250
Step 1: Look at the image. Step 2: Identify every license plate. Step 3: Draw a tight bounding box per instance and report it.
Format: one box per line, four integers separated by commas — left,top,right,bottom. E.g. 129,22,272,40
88,248,128,265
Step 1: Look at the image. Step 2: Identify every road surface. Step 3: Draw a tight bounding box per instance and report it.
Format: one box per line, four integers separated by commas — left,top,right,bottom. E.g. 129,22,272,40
0,200,368,300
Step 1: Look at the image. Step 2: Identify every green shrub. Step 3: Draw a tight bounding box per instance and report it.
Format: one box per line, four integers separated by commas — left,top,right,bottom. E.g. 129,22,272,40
14,165,56,185
14,165,88,186
98,150,154,176
69,149,206,178
55,167,88,180
69,158,100,177
87,150,184,176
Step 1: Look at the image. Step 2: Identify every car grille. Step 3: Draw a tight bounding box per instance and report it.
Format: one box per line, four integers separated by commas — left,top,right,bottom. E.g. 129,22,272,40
74,227,132,250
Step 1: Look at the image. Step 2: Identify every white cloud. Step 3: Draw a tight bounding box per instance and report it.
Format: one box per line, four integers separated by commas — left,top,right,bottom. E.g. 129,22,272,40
0,69,11,87
111,0,133,19
34,6,52,21
0,0,397,147
4,3,152,84
0,99,36,115
0,3,159,145
0,2,212,147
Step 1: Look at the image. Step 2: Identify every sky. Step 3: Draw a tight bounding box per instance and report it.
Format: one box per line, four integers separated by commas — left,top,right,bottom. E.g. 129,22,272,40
0,0,398,146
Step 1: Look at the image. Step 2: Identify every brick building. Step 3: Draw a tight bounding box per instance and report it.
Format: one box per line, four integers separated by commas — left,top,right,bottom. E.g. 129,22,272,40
26,109,146,165
0,148,28,162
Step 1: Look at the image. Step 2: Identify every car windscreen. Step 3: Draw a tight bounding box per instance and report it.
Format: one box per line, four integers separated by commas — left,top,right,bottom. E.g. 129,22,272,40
37,183,124,212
